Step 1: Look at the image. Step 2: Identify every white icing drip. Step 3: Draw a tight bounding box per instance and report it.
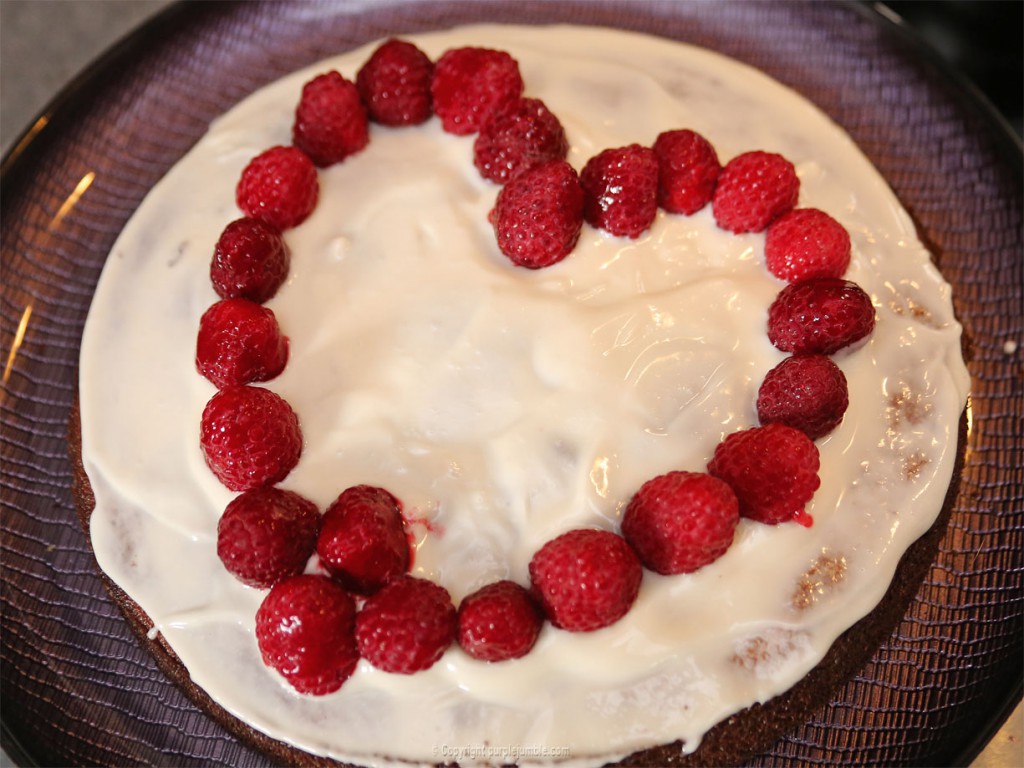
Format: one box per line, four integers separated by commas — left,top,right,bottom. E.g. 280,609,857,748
79,24,970,767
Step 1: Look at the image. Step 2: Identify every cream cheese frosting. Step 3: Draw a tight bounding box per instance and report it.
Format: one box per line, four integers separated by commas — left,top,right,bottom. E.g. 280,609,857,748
79,23,970,767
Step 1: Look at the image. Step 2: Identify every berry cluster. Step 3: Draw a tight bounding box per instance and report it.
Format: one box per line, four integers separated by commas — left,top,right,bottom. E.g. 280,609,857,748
192,37,877,696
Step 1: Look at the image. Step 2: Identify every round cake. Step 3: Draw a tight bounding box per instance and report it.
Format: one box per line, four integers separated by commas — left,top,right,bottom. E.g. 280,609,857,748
75,23,970,767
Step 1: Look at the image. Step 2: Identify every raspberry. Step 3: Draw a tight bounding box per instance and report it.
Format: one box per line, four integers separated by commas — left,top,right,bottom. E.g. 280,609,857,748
652,129,722,215
292,71,369,167
621,471,739,575
491,160,584,269
430,47,524,135
210,217,290,304
195,298,289,389
355,38,434,126
316,485,410,595
767,277,876,355
580,144,659,239
236,145,318,231
255,575,358,695
473,97,568,184
356,575,456,674
765,208,851,282
707,423,820,526
712,150,799,233
199,386,302,492
217,487,320,589
757,355,850,439
528,529,642,632
457,580,543,662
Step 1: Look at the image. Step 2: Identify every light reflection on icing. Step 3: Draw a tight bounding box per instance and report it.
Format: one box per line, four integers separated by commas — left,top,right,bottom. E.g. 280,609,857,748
79,24,969,767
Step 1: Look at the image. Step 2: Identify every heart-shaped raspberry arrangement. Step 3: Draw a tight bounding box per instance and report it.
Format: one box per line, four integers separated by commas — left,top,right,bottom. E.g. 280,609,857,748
195,38,876,695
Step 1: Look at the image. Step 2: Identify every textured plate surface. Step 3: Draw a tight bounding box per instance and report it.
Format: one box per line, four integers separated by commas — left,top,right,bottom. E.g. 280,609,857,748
1,2,1021,766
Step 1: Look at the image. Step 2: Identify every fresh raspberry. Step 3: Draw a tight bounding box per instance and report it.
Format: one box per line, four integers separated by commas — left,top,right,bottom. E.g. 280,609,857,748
652,129,722,215
255,575,358,695
581,144,659,239
712,150,799,233
195,298,288,389
355,38,434,126
757,355,850,439
199,386,302,492
457,580,543,662
217,487,320,589
292,71,369,167
316,485,410,595
491,160,584,269
430,47,524,135
356,575,456,674
707,423,820,526
473,97,568,184
621,471,739,575
767,277,876,355
765,208,851,282
236,145,318,231
210,217,290,304
528,529,642,632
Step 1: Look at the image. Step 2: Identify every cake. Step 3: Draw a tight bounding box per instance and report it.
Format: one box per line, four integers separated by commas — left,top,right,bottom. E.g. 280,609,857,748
74,23,970,767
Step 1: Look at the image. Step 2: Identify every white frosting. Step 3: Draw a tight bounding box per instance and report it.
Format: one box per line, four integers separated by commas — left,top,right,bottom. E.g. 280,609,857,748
79,24,970,767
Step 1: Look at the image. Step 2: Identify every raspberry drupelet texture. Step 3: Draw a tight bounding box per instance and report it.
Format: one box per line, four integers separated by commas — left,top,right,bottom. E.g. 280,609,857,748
580,144,659,239
473,97,569,184
712,150,799,233
430,47,524,135
356,38,434,126
757,354,850,439
765,208,852,283
457,580,544,662
199,385,303,492
492,159,584,268
529,528,643,632
217,487,320,589
356,575,457,674
236,145,319,231
195,298,289,389
210,217,290,304
255,575,359,696
708,423,821,526
316,485,410,595
293,71,370,167
622,471,740,575
767,277,876,355
652,129,722,215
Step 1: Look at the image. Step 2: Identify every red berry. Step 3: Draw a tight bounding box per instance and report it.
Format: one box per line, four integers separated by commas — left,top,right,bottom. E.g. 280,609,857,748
292,71,369,167
621,471,739,575
199,386,302,492
236,146,319,231
256,575,358,695
316,485,410,595
765,208,851,282
195,298,288,389
712,150,799,233
652,129,722,215
757,355,850,439
355,38,434,126
430,47,524,135
457,580,543,662
491,160,584,269
217,487,320,589
581,144,659,239
767,277,875,355
707,423,820,525
356,575,456,674
528,529,642,632
210,217,290,304
473,97,568,184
